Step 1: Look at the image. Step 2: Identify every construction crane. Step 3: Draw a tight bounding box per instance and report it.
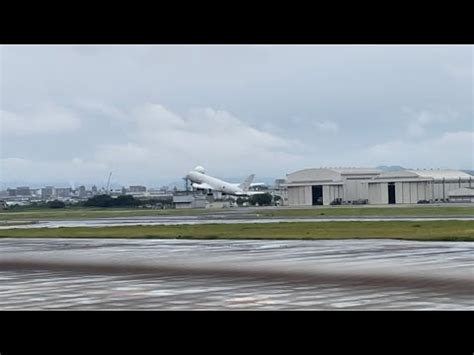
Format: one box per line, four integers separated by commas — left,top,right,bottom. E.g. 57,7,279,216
106,172,112,193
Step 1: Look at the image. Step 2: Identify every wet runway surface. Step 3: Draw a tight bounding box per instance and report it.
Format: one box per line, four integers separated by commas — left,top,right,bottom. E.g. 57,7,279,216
0,239,473,310
2,269,473,310
2,215,474,229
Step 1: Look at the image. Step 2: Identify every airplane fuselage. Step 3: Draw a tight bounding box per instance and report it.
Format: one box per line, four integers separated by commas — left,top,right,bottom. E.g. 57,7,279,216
186,170,244,195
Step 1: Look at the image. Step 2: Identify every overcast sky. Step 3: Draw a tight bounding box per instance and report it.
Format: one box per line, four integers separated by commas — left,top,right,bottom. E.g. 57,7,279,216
0,45,472,188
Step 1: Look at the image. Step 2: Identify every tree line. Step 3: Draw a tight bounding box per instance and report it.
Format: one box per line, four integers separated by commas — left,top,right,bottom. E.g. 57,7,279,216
82,194,172,208
10,195,170,209
5,193,279,210
236,193,278,206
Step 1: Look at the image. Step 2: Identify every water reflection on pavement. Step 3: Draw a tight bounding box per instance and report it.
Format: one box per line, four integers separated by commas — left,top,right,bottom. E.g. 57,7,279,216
0,239,473,310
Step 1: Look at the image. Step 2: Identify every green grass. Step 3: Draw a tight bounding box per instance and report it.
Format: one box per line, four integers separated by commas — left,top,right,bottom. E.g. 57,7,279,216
257,206,474,218
0,207,213,221
1,220,473,241
0,205,472,221
0,221,37,227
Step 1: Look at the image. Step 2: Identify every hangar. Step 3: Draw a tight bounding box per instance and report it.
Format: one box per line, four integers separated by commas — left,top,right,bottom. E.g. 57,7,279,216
284,168,381,206
283,168,473,206
448,188,474,203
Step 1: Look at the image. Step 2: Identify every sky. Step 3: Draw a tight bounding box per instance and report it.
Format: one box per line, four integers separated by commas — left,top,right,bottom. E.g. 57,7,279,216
0,45,472,188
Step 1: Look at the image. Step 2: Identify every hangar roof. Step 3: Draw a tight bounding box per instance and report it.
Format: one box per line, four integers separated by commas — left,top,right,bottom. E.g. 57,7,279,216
286,168,473,184
375,169,473,181
406,169,473,180
375,170,421,179
332,168,382,175
286,168,381,183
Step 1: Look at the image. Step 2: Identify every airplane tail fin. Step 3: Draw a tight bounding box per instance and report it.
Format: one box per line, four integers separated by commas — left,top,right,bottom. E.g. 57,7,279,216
239,174,255,191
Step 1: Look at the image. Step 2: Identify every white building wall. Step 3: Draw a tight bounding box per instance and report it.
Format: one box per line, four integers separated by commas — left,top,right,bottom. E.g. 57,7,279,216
304,186,312,205
336,185,343,203
395,182,403,204
368,183,380,204
429,181,435,200
298,187,305,205
380,183,388,204
288,187,295,205
368,182,388,204
321,185,343,205
297,186,303,205
371,181,424,204
286,173,474,206
369,180,473,204
410,182,418,203
391,181,432,203
288,186,312,206
447,183,458,194
399,182,405,203
450,196,474,203
433,182,443,200
344,180,369,201
417,182,427,201
444,181,473,201
343,180,354,201
323,186,331,205
288,184,344,206
432,181,461,200
359,182,369,200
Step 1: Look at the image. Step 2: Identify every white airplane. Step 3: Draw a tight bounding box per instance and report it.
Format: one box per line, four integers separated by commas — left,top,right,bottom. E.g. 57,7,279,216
186,166,267,196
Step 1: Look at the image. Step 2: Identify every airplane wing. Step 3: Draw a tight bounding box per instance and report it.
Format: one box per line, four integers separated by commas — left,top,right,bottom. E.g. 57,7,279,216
192,182,214,190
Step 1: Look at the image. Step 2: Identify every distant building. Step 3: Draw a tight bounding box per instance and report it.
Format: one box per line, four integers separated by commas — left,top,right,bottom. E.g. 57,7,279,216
91,185,98,195
129,185,146,193
274,179,286,189
41,186,54,199
30,188,41,197
7,188,16,197
173,194,207,209
448,188,474,203
16,186,31,196
55,188,72,198
77,186,86,198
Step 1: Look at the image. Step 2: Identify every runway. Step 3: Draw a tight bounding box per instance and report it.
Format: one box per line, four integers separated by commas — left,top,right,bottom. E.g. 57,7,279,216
0,238,473,309
2,215,474,229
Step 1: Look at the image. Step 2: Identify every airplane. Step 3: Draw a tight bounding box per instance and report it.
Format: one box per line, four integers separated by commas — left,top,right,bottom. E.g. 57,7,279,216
185,166,267,196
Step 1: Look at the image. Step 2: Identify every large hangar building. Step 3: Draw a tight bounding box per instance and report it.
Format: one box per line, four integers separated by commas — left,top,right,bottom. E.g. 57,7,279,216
283,168,473,206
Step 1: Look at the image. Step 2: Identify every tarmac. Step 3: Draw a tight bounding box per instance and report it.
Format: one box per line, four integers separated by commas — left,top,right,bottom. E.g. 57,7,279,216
0,238,472,310
1,214,474,229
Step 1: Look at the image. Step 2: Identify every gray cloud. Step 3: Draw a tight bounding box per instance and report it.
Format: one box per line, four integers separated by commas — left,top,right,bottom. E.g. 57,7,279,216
1,104,81,136
0,45,472,187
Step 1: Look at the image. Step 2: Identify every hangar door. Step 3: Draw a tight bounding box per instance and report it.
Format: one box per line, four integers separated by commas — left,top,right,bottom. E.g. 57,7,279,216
312,185,323,205
388,182,396,204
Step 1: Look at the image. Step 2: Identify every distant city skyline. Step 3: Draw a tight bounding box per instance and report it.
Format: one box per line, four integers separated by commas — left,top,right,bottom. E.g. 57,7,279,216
1,45,472,187
2,167,473,192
